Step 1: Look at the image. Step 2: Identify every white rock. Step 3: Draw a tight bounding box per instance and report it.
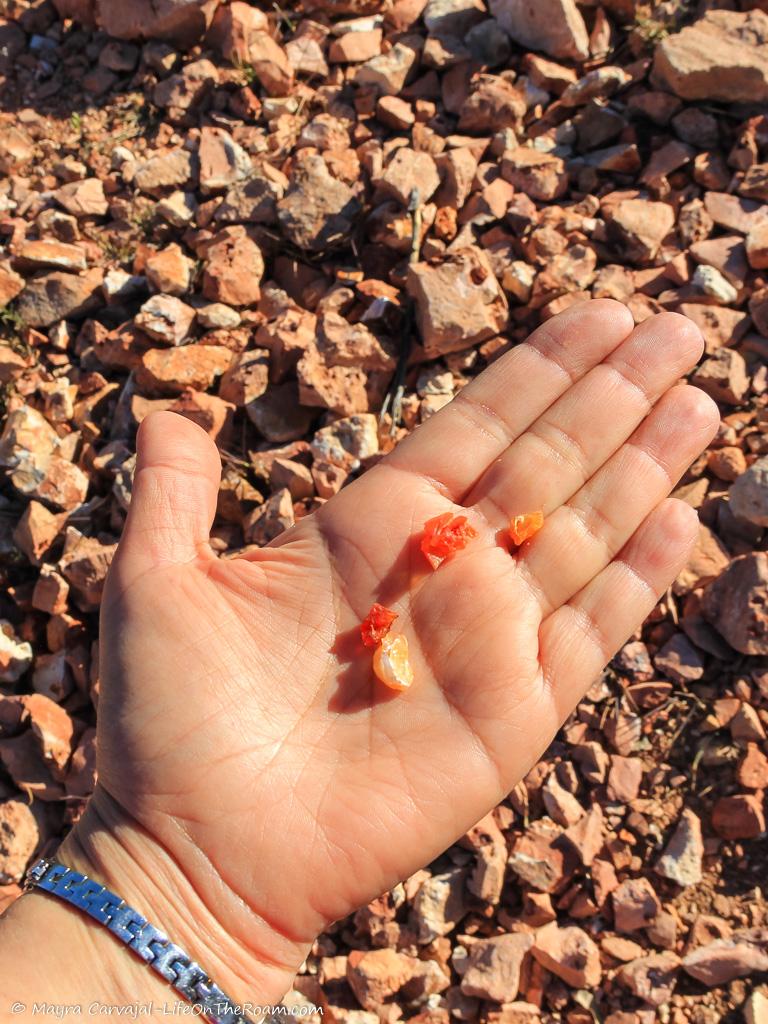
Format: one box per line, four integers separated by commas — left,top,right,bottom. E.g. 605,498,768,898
693,264,739,304
0,620,33,683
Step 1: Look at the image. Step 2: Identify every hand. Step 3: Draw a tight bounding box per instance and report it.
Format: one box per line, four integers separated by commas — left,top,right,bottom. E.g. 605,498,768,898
57,301,718,1005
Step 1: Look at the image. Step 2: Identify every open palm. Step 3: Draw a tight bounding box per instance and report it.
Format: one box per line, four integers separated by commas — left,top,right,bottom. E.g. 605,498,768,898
76,301,717,1003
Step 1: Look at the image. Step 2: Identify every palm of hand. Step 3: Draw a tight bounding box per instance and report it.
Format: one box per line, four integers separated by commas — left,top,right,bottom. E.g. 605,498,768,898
92,302,717,993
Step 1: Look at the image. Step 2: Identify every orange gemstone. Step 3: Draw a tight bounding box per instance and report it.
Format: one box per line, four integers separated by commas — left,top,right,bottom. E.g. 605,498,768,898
509,511,544,547
360,603,398,648
420,512,478,569
373,633,414,692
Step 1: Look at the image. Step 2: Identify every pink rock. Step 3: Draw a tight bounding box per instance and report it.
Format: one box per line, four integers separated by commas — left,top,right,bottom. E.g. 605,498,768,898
407,245,509,357
532,922,601,988
612,877,661,933
461,933,533,1003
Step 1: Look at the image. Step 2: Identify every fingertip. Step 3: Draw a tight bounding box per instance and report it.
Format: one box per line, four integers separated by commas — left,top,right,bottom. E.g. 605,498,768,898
659,312,707,369
550,297,635,339
660,496,700,548
136,411,222,480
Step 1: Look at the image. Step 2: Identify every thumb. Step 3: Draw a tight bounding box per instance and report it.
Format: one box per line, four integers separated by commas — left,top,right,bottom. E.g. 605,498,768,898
118,411,221,573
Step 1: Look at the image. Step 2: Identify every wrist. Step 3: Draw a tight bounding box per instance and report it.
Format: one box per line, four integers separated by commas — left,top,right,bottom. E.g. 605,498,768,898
9,786,307,1019
63,786,307,1012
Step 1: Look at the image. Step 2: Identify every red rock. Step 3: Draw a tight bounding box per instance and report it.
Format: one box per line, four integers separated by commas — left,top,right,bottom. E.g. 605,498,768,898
244,488,294,545
23,693,74,776
607,756,643,804
145,244,194,296
683,928,768,985
461,934,533,1002
738,744,768,790
747,220,768,269
617,952,680,1007
740,164,768,203
135,294,196,346
58,530,117,611
136,345,232,396
169,391,234,444
651,10,768,103
678,303,749,353
655,808,704,887
354,40,419,96
464,812,507,905
134,149,196,195
270,458,314,502
563,804,604,866
247,383,315,444
17,268,103,328
501,149,568,202
153,58,218,114
347,948,417,1009
488,0,589,60
652,633,704,685
604,199,674,265
691,348,749,405
711,794,765,839
66,727,96,797
0,798,46,883
198,126,252,194
277,156,362,253
32,566,70,615
707,446,747,482
407,245,509,356
218,349,269,406
202,226,264,306
542,772,584,827
376,95,415,131
0,262,24,305
731,703,766,743
531,922,601,988
13,501,67,565
702,553,768,655
613,878,661,933
15,240,87,273
458,76,526,134
98,0,216,46
704,192,768,235
54,178,108,217
329,29,382,64
376,147,441,206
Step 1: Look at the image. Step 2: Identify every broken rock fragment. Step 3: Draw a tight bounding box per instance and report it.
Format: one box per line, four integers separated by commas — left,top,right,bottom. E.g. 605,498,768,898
652,10,768,103
460,933,533,1003
202,227,264,307
488,0,589,60
702,553,768,655
135,294,196,346
18,268,103,328
501,148,568,202
655,808,704,887
407,245,508,357
532,922,601,988
604,199,674,265
278,156,361,253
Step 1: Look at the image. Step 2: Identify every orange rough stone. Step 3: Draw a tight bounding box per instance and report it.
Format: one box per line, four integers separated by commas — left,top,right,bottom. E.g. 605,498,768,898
509,511,544,547
421,512,478,569
361,604,398,649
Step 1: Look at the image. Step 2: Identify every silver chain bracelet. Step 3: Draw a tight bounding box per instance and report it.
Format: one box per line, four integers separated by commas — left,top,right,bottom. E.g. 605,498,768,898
24,857,251,1023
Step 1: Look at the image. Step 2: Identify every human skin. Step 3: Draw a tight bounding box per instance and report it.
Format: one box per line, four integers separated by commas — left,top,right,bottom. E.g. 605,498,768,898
0,301,719,1017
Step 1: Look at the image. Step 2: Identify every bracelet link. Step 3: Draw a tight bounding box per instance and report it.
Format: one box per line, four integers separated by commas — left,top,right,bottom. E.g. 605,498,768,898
24,857,250,1024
